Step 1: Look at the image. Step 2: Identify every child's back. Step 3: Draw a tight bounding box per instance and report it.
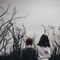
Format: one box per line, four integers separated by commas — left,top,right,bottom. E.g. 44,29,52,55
21,47,37,60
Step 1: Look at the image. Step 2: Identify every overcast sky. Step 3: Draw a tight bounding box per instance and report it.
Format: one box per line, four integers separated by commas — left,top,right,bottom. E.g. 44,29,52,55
0,0,60,40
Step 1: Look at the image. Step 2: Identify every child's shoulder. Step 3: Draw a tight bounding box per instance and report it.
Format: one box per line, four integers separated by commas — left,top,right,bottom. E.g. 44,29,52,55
22,48,35,51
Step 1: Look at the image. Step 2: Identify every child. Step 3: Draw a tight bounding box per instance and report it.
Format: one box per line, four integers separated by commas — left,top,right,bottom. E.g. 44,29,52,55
37,34,51,60
20,37,37,60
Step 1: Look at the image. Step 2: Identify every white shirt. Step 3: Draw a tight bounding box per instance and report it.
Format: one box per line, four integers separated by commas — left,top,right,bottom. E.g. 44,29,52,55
36,46,51,60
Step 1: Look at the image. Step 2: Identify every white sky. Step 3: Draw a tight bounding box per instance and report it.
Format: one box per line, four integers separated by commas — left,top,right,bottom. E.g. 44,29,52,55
0,0,60,41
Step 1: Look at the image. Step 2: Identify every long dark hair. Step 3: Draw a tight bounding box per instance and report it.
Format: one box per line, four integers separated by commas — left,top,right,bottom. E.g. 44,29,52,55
37,34,50,47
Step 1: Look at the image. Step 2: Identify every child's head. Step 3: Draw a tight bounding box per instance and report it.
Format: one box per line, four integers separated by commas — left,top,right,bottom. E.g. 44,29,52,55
37,34,50,47
26,37,33,46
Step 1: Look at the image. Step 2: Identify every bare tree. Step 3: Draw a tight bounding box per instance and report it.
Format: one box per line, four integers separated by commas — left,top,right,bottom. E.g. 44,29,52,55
41,25,47,34
0,4,28,55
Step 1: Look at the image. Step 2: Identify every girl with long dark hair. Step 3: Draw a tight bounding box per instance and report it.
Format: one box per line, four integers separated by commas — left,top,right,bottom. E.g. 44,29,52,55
37,34,51,60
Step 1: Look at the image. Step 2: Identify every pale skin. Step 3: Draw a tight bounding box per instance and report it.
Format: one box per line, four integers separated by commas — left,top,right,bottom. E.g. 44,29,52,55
26,45,32,48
